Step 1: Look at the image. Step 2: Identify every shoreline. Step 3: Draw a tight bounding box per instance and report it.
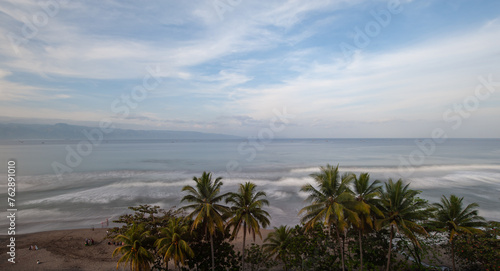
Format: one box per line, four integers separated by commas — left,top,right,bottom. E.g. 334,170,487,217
0,227,274,270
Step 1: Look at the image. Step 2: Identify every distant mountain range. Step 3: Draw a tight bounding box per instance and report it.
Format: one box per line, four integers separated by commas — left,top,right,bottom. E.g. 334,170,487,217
0,123,241,140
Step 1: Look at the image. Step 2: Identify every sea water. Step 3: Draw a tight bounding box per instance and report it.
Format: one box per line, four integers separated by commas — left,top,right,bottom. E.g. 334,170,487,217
0,138,499,234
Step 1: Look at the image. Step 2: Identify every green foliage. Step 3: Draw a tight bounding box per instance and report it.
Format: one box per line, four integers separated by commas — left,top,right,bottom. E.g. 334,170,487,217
109,204,181,237
226,182,271,270
263,223,339,270
263,225,291,269
109,204,182,270
430,195,486,242
181,171,229,271
454,221,500,271
395,232,444,271
112,223,155,271
155,217,194,269
378,179,429,271
299,164,358,231
351,173,383,271
226,182,271,241
299,164,358,270
378,179,429,244
181,226,241,271
287,223,338,270
347,229,391,270
181,171,229,234
244,244,277,271
429,194,486,271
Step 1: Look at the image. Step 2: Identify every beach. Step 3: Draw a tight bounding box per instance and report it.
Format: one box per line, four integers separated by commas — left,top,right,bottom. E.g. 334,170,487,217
0,228,120,270
0,227,274,271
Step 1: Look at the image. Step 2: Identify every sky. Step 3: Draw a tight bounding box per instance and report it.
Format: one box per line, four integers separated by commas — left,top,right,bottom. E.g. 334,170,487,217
0,0,499,138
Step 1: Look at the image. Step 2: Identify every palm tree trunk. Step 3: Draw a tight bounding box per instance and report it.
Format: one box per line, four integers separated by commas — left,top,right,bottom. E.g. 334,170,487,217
242,223,247,271
336,227,345,271
210,232,215,271
451,239,456,271
343,230,349,270
386,225,393,271
358,229,363,271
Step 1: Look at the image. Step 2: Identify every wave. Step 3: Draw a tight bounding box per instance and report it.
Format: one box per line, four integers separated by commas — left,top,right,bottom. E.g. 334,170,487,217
290,164,500,174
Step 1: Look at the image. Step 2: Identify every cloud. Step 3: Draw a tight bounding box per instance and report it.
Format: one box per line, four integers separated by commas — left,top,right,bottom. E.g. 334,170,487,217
1,1,499,137
228,20,500,125
0,69,72,101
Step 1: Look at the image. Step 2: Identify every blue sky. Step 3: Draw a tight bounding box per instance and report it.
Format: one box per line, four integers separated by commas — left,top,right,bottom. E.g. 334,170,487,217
0,0,499,137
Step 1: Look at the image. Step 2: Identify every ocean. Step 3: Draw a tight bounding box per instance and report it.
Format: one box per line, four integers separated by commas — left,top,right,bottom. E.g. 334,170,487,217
1,138,499,234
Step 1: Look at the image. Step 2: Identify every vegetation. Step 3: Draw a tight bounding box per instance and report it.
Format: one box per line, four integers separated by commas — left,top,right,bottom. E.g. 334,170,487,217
430,194,486,271
351,173,383,271
181,171,229,271
299,164,359,271
112,223,154,271
454,221,500,271
109,166,495,271
155,217,194,270
262,225,291,269
226,182,271,271
377,178,429,271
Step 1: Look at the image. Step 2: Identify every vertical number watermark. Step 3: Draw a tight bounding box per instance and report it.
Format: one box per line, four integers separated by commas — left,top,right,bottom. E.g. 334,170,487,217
7,160,17,263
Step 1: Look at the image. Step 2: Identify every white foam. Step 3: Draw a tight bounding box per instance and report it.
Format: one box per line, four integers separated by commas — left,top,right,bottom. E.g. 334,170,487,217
266,206,287,216
23,182,176,205
266,190,291,200
290,164,500,175
274,177,315,187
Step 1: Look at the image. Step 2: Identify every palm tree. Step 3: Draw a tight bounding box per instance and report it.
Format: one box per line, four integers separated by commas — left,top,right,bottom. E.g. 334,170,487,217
181,171,229,271
352,173,383,271
299,164,358,271
155,217,194,270
112,223,154,271
263,225,291,270
430,195,485,271
377,179,428,271
226,182,271,271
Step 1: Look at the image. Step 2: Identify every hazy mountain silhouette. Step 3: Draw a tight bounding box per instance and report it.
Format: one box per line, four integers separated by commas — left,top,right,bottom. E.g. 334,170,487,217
0,123,241,140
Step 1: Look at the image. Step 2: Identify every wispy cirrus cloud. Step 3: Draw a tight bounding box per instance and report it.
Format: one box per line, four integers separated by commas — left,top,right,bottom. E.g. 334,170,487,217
0,0,499,137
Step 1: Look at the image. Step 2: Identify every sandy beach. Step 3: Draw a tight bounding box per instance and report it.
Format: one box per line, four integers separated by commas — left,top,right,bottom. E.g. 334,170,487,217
0,227,274,271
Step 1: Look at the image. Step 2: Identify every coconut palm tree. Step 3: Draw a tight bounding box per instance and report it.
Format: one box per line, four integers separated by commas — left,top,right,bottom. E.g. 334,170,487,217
299,164,358,271
430,194,485,271
226,182,271,271
155,217,194,270
377,179,428,271
181,171,229,271
112,223,154,271
263,225,291,270
352,173,383,271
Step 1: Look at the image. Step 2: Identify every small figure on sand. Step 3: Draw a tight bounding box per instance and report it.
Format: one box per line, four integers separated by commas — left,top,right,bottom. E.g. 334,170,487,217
37,260,40,264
